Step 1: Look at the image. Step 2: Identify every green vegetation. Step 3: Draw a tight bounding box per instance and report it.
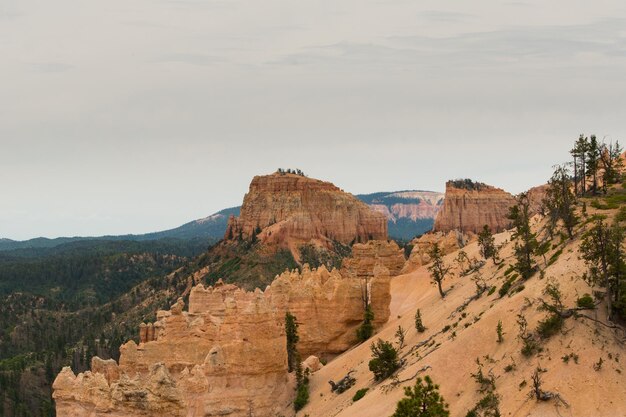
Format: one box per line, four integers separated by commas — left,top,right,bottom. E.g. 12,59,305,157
507,193,538,280
368,339,400,381
415,309,426,333
544,165,578,239
298,242,351,270
0,238,208,417
285,312,300,373
391,375,450,417
496,320,504,343
580,220,626,321
357,305,375,342
428,243,452,298
576,294,595,309
352,388,369,402
449,179,487,191
477,225,499,263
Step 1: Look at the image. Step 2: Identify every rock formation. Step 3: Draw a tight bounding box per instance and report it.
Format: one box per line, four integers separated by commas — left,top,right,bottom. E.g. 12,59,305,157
224,172,387,254
433,179,516,234
526,183,549,215
54,265,391,416
401,231,467,273
342,240,405,278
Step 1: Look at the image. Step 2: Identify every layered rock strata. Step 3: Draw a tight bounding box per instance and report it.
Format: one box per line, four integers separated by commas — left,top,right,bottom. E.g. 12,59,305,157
225,173,388,251
433,179,516,234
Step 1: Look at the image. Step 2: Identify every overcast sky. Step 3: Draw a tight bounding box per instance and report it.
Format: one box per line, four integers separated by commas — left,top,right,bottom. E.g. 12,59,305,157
2,0,626,240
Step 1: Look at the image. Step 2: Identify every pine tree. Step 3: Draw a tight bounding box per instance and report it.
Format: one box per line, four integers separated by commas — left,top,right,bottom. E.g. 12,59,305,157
507,193,538,279
580,220,626,321
587,135,601,194
544,165,578,239
428,243,452,298
285,312,300,373
477,225,499,263
391,375,450,417
356,304,375,342
415,309,426,333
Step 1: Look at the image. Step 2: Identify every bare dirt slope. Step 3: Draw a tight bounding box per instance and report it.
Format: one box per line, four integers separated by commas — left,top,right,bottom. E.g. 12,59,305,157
290,226,626,417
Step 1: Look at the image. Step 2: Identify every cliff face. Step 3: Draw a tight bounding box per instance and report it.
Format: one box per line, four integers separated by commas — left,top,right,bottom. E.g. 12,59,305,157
225,173,388,251
53,265,391,416
433,180,516,234
342,240,406,278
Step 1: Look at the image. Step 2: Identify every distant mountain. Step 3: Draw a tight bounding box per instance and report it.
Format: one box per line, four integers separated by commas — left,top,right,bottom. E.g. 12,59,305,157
356,190,444,240
1,189,443,250
0,206,240,251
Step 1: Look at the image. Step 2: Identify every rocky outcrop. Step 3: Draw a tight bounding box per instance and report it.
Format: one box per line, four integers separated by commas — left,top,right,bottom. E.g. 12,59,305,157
342,240,405,278
54,265,391,416
526,184,549,216
401,231,468,273
433,179,516,234
225,173,387,253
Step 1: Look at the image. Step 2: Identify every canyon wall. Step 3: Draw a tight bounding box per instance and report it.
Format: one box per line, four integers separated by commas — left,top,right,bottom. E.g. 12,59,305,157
433,179,516,234
53,265,391,416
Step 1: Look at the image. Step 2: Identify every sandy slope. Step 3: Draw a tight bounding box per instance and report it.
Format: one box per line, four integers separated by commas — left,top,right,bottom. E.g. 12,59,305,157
286,228,626,417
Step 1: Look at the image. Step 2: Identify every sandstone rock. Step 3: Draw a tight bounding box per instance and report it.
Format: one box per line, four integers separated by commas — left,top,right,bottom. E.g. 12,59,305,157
342,240,405,278
54,264,391,416
526,184,549,216
402,231,467,273
91,357,121,385
433,179,516,234
303,355,323,373
225,172,387,253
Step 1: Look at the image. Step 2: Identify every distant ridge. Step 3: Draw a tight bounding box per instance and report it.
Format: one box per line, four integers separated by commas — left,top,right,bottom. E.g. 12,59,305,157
2,188,444,250
0,206,240,251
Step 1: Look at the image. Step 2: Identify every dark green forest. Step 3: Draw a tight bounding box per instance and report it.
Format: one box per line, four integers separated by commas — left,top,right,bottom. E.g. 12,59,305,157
0,238,210,417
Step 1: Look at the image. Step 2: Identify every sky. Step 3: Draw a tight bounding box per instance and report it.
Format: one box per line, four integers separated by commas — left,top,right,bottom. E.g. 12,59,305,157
2,0,626,240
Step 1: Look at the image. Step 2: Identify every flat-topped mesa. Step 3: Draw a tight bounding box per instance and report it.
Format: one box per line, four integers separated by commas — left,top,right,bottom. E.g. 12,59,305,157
433,179,516,234
224,172,388,250
53,266,391,417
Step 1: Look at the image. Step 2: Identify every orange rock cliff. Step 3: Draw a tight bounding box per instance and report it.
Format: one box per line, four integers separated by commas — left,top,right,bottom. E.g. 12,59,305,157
53,264,392,417
225,172,388,253
433,179,516,234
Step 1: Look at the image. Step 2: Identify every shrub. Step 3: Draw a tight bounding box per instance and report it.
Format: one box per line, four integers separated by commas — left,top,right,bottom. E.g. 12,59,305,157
496,320,504,343
536,314,563,339
499,276,516,297
577,294,595,309
488,286,497,296
294,382,309,411
352,388,369,402
368,339,400,381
